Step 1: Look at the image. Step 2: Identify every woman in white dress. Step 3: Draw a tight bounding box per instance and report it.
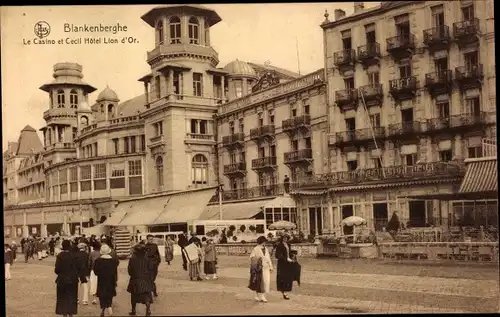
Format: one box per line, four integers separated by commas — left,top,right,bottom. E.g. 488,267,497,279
249,236,273,302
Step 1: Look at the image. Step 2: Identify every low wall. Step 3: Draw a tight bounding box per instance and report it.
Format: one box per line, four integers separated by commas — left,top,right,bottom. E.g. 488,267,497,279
379,242,499,262
215,243,318,258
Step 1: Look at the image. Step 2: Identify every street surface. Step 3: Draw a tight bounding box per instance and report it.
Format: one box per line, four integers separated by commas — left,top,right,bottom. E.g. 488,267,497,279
5,255,500,316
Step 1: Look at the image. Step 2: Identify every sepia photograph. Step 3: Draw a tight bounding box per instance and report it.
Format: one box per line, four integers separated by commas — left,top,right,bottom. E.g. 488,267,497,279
1,2,498,316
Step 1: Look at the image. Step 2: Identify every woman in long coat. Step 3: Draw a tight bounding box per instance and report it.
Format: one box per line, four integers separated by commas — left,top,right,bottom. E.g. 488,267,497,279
275,234,294,300
164,236,175,265
203,239,218,280
187,243,203,281
249,236,273,302
93,244,119,317
127,244,154,316
55,239,84,317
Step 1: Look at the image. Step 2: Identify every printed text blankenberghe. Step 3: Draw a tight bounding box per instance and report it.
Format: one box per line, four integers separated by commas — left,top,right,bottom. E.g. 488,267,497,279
64,23,128,34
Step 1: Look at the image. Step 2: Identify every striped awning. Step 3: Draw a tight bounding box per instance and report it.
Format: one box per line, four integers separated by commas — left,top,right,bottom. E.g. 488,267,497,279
459,158,498,194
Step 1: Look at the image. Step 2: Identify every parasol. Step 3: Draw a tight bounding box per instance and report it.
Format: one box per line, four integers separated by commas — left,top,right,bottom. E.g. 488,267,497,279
269,220,297,230
341,216,367,227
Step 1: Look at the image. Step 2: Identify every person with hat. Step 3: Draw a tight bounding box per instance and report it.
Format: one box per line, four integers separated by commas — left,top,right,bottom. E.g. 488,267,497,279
75,242,91,305
127,243,154,316
275,234,295,300
144,234,161,297
249,236,273,302
93,244,119,317
55,239,83,317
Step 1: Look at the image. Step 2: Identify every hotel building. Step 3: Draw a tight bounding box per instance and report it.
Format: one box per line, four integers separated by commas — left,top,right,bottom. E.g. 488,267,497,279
293,1,497,236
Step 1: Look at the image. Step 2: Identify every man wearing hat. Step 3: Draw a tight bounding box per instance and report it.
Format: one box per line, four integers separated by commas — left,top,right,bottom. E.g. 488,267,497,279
75,242,91,305
144,234,161,297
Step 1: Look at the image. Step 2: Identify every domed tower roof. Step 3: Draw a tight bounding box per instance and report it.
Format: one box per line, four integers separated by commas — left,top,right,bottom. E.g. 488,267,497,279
141,5,222,27
223,60,258,79
39,62,97,93
96,86,119,102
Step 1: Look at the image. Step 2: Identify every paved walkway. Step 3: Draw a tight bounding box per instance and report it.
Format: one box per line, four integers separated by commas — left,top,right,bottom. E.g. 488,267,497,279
5,256,500,316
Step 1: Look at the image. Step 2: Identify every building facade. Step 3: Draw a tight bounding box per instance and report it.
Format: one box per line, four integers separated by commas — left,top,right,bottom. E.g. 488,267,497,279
293,1,496,236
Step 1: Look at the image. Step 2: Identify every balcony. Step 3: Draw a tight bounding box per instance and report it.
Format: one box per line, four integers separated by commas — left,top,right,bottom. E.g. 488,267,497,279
333,49,356,69
389,76,417,101
424,70,453,96
44,142,76,152
184,133,215,146
423,26,451,51
221,132,245,149
331,127,386,148
282,115,311,134
455,65,483,90
386,34,415,60
335,89,358,111
209,183,294,203
453,18,480,46
357,42,381,67
223,162,247,176
387,121,422,139
284,148,313,165
297,161,465,189
424,112,492,135
149,134,164,145
250,125,275,142
358,84,383,107
251,156,277,170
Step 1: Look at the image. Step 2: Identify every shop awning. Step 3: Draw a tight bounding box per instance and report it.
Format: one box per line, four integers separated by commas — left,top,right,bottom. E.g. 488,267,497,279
459,158,497,193
101,206,129,226
263,195,296,208
398,192,498,201
200,199,271,220
116,187,217,226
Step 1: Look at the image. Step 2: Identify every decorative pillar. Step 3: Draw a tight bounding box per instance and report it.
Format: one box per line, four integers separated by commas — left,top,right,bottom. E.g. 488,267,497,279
144,82,150,104
328,194,334,233
168,69,174,100
221,76,226,100
242,78,248,96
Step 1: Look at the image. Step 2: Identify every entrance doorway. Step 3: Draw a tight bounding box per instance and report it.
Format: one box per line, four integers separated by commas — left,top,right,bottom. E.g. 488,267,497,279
373,203,388,231
309,207,323,236
409,200,426,227
341,205,354,235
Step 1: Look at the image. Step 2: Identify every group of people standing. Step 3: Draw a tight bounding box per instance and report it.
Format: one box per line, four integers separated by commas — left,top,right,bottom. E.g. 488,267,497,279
177,232,218,281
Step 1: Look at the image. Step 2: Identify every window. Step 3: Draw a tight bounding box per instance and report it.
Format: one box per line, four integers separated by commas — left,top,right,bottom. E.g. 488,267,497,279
365,23,376,43
69,167,78,193
107,104,114,118
93,163,106,190
80,165,91,191
341,30,351,50
268,110,275,124
435,57,448,74
344,77,355,90
347,160,358,171
124,137,129,154
155,75,161,99
468,146,482,159
431,5,445,29
199,120,207,134
156,157,164,188
404,154,417,166
258,147,265,158
156,20,164,45
304,104,310,115
438,102,450,118
154,121,163,136
368,72,380,85
110,163,125,189
399,63,412,78
169,16,181,44
191,154,208,187
370,114,381,127
464,51,479,71
57,90,65,108
130,136,136,153
69,90,78,108
239,151,246,163
291,140,299,151
465,97,480,116
173,71,182,95
258,113,264,127
292,108,297,117
112,138,119,154
140,135,146,152
462,5,475,21
395,14,410,37
345,118,356,131
193,73,203,96
235,81,243,98
238,119,244,133
401,108,413,122
439,150,452,162
128,160,142,176
305,137,312,149
229,121,235,135
80,116,88,127
188,17,200,44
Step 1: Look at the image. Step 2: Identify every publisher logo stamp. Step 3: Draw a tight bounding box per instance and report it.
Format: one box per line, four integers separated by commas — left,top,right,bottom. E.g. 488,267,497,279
34,21,50,39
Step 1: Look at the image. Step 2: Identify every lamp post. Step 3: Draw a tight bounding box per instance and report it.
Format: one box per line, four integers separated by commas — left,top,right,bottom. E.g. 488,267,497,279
218,183,224,220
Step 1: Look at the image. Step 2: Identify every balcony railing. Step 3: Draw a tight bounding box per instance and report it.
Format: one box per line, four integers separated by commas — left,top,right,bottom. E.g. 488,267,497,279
388,121,422,136
333,49,356,67
358,84,383,100
79,115,142,135
250,125,275,140
252,156,277,169
44,142,76,151
453,18,480,39
284,148,313,164
222,133,245,147
149,135,164,143
386,34,415,52
425,70,453,87
357,42,381,61
298,161,466,188
334,127,386,144
209,183,297,203
423,26,451,46
455,65,484,81
282,115,311,132
335,89,358,105
223,162,246,174
425,112,490,132
185,133,214,141
389,76,417,92
482,138,497,158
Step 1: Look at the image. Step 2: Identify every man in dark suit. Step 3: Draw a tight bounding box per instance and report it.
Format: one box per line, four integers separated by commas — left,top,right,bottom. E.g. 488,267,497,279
144,234,161,297
188,233,202,247
178,232,189,271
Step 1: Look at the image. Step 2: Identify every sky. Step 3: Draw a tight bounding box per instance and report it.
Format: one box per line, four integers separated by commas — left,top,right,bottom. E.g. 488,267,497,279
1,3,379,150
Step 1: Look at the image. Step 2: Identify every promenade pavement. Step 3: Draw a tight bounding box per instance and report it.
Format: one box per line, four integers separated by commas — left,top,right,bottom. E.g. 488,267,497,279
5,255,500,316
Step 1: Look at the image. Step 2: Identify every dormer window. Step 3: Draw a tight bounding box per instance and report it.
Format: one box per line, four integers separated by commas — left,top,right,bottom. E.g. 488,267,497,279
169,16,181,44
70,89,78,108
57,90,65,108
156,20,164,45
188,17,200,44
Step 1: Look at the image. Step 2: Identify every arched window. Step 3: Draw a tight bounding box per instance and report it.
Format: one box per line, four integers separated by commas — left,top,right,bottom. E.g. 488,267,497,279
69,90,78,108
57,90,65,108
191,154,208,187
156,20,164,45
188,17,200,44
169,16,181,44
156,156,164,188
80,116,88,126
107,104,114,118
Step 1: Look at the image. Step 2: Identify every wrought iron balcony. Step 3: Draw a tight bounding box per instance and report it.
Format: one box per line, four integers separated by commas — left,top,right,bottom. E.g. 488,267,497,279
333,127,386,146
357,42,381,65
221,132,245,148
333,49,356,67
297,161,466,188
425,112,491,134
453,18,480,44
223,162,246,175
389,76,417,100
251,156,277,170
358,84,383,106
455,65,483,90
386,34,415,59
282,115,311,133
424,70,453,96
250,125,275,141
423,26,451,49
208,183,296,203
335,89,358,108
284,148,313,164
387,121,422,138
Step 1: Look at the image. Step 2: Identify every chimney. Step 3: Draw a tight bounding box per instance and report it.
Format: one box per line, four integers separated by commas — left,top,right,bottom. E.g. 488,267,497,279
334,9,346,21
354,2,365,13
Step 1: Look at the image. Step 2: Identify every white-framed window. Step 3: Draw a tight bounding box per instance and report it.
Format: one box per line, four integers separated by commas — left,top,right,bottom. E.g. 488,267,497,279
169,16,181,44
128,160,142,176
193,73,203,96
370,113,381,127
57,90,65,108
69,167,78,193
156,156,164,188
191,154,208,187
465,97,480,116
156,20,164,45
80,165,91,191
93,163,106,190
154,121,163,136
69,90,78,108
188,17,200,44
110,162,125,189
235,81,243,98
468,146,482,158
